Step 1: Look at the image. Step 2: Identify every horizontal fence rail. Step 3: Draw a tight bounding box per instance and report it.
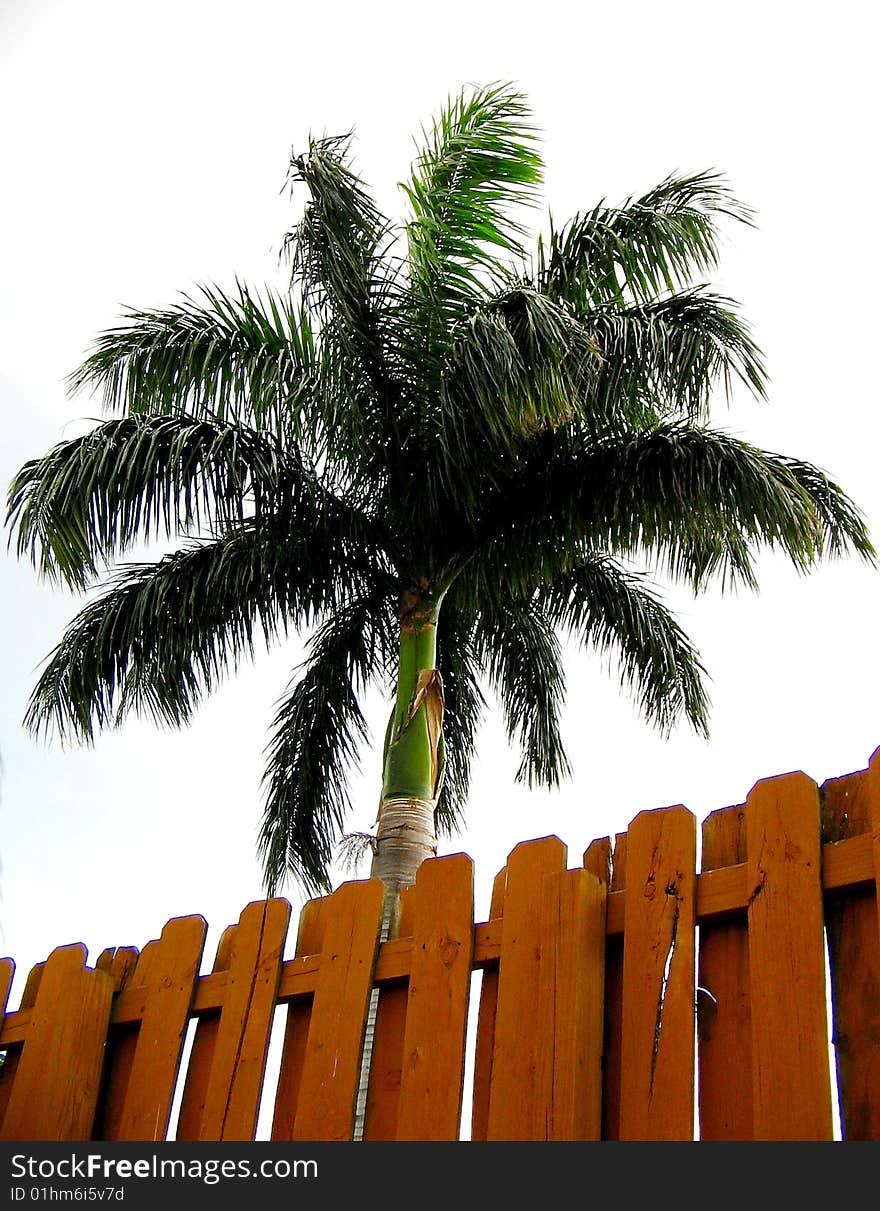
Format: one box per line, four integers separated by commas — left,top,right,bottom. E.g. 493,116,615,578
3,748,880,1140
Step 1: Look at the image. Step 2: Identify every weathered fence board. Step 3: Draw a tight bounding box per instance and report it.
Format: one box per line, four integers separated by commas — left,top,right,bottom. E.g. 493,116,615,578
618,806,696,1141
395,853,474,1140
176,900,291,1140
485,836,568,1140
745,771,833,1140
0,945,114,1140
697,803,752,1140
291,878,384,1141
362,887,415,1141
534,867,606,1139
97,916,206,1140
271,896,331,1140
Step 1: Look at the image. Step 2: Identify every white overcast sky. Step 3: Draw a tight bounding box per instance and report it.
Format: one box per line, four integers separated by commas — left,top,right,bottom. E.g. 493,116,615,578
1,0,878,1018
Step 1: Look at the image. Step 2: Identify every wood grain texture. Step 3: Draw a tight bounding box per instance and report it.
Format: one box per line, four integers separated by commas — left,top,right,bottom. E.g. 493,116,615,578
0,945,114,1140
195,898,291,1140
362,885,415,1141
619,806,696,1141
486,836,568,1140
697,804,752,1140
292,878,384,1141
395,853,474,1140
99,916,206,1141
176,925,236,1140
534,867,606,1139
746,771,833,1140
271,898,329,1141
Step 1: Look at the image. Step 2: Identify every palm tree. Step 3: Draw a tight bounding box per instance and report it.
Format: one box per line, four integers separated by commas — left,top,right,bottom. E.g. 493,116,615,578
7,83,873,913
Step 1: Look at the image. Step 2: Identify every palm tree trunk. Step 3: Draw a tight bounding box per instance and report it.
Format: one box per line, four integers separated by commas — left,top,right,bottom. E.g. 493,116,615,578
369,581,444,918
354,582,444,1138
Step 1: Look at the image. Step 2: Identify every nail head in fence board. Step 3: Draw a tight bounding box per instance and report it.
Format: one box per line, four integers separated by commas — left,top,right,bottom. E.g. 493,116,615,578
396,853,475,1140
697,804,753,1140
0,945,114,1141
102,916,207,1141
535,867,606,1140
486,836,568,1140
176,924,237,1140
619,805,696,1141
196,898,291,1141
363,886,416,1142
271,897,330,1141
470,867,506,1141
292,878,385,1141
745,771,833,1140
822,751,880,1139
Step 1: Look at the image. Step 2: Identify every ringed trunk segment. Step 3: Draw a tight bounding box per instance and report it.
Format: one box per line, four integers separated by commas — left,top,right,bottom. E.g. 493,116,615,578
371,581,445,924
371,795,438,908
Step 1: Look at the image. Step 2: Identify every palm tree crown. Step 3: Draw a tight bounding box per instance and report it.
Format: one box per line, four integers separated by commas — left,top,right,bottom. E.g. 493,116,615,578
8,83,873,899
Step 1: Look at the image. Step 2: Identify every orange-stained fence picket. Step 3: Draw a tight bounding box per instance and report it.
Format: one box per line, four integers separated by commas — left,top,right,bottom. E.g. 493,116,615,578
4,748,880,1141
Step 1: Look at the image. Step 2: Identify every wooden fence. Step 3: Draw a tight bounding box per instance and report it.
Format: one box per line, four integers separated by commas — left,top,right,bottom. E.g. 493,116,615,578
3,747,880,1141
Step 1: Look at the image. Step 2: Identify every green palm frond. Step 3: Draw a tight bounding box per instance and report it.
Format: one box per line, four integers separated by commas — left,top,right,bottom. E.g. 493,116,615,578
402,82,543,388
474,597,571,788
283,134,407,481
68,282,320,435
588,288,767,424
25,514,393,744
538,170,753,310
285,133,398,328
443,286,600,449
539,555,710,736
259,595,395,894
488,424,874,592
586,426,875,587
6,415,299,587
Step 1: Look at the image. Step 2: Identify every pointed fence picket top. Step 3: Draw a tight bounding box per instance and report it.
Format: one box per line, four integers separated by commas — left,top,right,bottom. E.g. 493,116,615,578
7,745,880,1140
96,915,207,1140
178,898,291,1141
